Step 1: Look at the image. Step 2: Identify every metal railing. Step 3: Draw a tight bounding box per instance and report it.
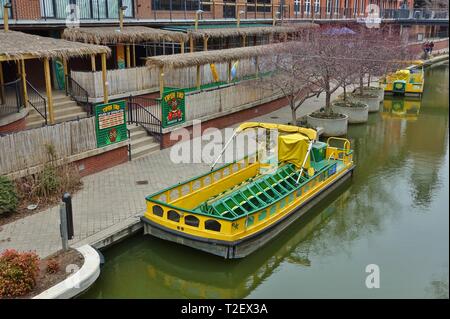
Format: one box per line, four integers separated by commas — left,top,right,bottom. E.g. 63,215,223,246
127,97,162,147
66,75,91,115
26,80,47,125
0,78,23,117
35,1,449,22
40,0,134,20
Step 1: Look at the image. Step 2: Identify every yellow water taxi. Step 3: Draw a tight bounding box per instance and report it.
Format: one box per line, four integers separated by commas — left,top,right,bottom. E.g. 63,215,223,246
381,60,425,96
382,97,421,121
141,122,355,258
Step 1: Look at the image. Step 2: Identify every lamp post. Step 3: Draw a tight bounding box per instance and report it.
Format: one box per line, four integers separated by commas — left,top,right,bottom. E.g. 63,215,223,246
119,5,128,31
195,9,204,30
3,2,12,32
237,9,245,28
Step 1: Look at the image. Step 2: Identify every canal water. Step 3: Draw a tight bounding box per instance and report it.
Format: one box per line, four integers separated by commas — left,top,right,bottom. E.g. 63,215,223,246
81,63,449,299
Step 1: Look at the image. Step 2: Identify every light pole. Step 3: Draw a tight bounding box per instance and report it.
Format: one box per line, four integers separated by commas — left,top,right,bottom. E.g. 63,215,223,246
195,9,204,30
237,9,245,28
119,5,128,31
3,2,12,32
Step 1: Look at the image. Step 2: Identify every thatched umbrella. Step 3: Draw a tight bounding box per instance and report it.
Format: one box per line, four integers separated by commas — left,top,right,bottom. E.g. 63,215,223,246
62,26,189,45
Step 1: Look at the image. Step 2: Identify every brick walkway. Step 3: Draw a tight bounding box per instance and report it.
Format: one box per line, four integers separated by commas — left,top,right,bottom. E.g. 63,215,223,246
0,92,341,257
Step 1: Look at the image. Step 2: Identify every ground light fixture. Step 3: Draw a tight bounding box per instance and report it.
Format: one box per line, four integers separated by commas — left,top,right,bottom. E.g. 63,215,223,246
237,10,245,28
195,9,204,30
119,5,128,31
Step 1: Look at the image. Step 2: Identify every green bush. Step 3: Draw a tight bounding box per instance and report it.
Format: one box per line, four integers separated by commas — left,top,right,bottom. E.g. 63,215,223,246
0,176,19,216
36,164,61,198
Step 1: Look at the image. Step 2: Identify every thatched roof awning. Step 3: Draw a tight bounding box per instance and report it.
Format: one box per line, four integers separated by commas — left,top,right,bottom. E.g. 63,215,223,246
0,30,110,61
146,43,288,69
63,26,189,45
187,24,318,39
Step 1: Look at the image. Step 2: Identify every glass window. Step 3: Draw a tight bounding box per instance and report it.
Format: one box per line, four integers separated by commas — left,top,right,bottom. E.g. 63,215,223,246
167,210,181,222
152,0,210,12
314,0,320,13
258,210,267,221
247,0,271,13
326,0,331,13
305,0,311,13
245,215,255,227
184,215,200,227
152,205,164,217
205,219,221,232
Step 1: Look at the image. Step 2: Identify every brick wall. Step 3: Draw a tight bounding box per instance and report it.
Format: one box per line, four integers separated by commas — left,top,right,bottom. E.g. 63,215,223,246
75,146,128,177
12,0,41,20
161,95,289,148
0,116,26,133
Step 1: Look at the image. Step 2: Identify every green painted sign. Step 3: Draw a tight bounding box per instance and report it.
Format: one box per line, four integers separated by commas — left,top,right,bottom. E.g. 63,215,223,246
162,89,186,128
95,100,128,148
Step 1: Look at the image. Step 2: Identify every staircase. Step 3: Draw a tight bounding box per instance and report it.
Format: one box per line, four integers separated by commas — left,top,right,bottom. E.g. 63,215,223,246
26,91,88,129
127,124,160,160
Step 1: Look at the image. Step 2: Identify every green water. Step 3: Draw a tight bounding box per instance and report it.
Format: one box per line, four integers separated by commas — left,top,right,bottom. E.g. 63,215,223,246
81,63,449,299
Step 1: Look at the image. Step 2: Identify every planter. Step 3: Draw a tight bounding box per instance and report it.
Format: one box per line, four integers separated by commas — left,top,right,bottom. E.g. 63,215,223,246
350,92,380,113
331,100,369,124
355,86,384,104
306,112,348,137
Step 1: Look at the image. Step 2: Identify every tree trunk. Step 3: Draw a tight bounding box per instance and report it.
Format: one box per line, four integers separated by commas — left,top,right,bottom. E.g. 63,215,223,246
343,84,347,101
367,73,371,87
359,72,364,95
291,105,297,125
325,91,331,115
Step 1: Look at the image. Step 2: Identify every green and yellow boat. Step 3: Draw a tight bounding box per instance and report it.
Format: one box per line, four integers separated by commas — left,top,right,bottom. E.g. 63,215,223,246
380,60,425,96
141,122,355,258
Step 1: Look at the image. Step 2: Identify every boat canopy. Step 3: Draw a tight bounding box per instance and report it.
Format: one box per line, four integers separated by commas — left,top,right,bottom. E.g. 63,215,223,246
235,122,317,141
278,133,311,169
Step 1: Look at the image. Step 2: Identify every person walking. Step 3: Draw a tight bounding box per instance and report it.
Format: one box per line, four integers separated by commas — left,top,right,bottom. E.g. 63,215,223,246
429,41,435,55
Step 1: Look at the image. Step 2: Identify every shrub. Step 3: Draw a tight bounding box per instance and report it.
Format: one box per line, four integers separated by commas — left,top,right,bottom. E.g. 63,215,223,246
36,164,61,198
0,176,19,216
0,249,40,298
46,259,60,274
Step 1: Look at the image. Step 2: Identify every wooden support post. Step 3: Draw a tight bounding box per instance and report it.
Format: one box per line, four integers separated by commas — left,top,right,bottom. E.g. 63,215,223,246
196,65,201,89
3,5,9,31
101,53,108,104
20,60,28,107
190,35,194,53
242,35,247,47
63,58,68,94
0,62,4,104
159,66,164,98
203,37,208,51
227,61,232,83
212,0,216,19
132,43,136,67
91,55,96,71
180,41,185,53
44,58,54,124
255,56,259,78
126,45,131,68
272,1,276,26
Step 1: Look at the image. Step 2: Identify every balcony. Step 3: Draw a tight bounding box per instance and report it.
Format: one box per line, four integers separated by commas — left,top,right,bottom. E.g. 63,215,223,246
40,0,134,20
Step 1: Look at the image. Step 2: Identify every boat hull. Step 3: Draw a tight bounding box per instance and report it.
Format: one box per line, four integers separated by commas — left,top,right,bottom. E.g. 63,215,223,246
142,166,355,259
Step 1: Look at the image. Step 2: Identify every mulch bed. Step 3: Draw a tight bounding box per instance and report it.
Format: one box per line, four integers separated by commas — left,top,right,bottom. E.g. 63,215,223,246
16,248,84,299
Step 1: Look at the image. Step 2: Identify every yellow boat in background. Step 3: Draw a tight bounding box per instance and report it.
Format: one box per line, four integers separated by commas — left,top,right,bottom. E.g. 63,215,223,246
142,122,355,258
380,60,425,96
382,97,422,121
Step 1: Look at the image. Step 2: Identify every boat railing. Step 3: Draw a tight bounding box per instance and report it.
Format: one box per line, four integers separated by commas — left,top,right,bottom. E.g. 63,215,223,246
326,137,353,165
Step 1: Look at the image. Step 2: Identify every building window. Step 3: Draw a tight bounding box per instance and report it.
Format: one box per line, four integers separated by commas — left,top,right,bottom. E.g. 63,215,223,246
294,0,301,14
314,0,320,13
205,219,221,232
167,210,181,222
305,0,311,13
326,0,331,13
152,205,164,217
184,215,200,227
152,0,211,12
334,0,339,13
247,0,272,13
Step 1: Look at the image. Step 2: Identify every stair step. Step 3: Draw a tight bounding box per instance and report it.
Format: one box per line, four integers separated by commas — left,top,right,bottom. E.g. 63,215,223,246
130,129,148,140
27,105,84,119
131,143,160,160
131,135,156,149
26,112,88,129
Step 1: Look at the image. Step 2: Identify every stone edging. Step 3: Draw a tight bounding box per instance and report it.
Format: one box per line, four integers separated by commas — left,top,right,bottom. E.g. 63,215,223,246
32,245,100,299
0,108,28,127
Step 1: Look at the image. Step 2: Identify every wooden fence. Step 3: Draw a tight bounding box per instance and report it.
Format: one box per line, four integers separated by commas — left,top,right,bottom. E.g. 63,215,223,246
185,80,280,121
71,67,159,98
0,118,97,175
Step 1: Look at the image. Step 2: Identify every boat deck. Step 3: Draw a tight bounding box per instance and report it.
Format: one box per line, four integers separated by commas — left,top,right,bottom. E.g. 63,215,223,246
195,160,340,219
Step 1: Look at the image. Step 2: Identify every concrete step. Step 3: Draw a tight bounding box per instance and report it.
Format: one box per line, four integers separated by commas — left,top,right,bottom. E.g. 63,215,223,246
131,135,157,149
26,112,88,129
27,104,84,119
131,142,160,160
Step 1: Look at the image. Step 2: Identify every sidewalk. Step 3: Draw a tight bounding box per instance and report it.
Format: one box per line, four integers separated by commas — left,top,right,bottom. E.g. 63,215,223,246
0,90,344,258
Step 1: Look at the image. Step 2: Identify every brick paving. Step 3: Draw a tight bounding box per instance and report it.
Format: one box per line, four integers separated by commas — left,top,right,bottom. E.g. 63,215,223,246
0,92,342,258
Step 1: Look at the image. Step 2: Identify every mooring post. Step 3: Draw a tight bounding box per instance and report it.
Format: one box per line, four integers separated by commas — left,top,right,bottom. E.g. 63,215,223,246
62,192,74,240
59,202,69,251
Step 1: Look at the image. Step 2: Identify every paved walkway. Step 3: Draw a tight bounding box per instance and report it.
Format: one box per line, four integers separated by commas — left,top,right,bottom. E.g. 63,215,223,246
0,90,345,258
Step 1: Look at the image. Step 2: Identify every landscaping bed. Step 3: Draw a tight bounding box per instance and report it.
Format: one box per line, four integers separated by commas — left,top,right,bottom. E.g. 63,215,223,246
1,248,84,299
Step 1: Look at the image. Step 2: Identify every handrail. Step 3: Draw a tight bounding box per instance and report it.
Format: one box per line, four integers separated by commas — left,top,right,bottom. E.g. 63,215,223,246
127,99,162,148
326,137,351,152
0,78,23,117
26,80,47,125
66,75,91,115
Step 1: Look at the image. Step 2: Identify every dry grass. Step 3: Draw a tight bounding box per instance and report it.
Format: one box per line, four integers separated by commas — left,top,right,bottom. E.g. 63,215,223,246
63,26,188,45
0,30,110,61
